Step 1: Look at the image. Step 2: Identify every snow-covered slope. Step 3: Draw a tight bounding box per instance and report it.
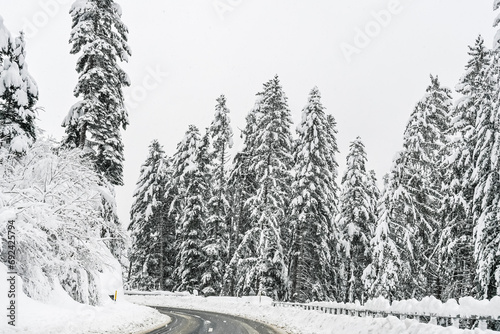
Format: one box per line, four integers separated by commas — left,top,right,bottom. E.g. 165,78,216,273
0,264,169,334
0,140,171,333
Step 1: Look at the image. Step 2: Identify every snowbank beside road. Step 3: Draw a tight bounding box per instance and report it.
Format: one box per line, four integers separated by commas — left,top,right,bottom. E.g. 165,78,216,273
0,264,169,334
126,293,497,334
310,295,500,318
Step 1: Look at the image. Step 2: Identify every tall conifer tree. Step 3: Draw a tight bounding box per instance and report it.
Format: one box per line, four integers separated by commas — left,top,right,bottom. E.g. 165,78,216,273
231,75,293,300
368,76,451,299
171,125,208,293
128,140,170,290
472,2,500,298
289,87,339,302
363,172,402,301
62,0,131,186
200,95,234,295
440,36,490,299
338,137,377,303
224,99,260,296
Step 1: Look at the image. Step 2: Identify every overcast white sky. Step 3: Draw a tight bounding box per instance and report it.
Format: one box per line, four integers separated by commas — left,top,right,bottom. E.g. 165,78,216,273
0,0,496,226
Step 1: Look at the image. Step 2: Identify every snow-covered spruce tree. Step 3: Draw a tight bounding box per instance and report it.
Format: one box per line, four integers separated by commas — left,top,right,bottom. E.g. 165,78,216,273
363,172,402,302
288,87,339,302
324,115,342,206
171,125,208,293
128,140,172,290
61,0,131,186
195,127,222,296
402,75,451,299
440,36,490,299
231,75,293,300
324,113,343,299
208,95,233,239
198,95,234,296
60,0,132,263
472,4,500,298
368,76,451,300
0,21,39,154
337,137,377,303
161,132,198,290
0,138,122,305
223,98,260,296
161,159,178,291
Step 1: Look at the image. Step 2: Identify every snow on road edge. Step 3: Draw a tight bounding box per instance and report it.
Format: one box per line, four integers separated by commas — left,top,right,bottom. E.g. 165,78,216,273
126,294,497,334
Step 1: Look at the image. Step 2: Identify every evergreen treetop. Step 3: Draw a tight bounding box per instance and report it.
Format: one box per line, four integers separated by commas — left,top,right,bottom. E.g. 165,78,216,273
0,27,39,153
62,0,131,185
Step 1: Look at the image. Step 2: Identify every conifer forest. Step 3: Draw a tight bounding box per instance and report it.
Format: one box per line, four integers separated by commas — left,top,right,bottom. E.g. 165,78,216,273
1,2,500,330
128,32,500,303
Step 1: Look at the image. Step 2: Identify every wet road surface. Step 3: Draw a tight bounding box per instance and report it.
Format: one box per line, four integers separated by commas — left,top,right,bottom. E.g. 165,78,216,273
145,306,288,334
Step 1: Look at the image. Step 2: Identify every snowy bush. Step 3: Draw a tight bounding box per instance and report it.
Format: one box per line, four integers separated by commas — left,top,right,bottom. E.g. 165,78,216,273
0,138,122,305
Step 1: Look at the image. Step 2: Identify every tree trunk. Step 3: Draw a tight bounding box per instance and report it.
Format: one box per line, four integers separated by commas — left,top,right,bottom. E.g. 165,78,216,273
157,210,165,291
290,226,304,302
79,122,87,148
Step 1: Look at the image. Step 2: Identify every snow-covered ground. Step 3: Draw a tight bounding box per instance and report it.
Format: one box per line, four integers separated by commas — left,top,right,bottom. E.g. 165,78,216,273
1,269,498,334
310,295,500,319
126,293,499,334
0,264,170,334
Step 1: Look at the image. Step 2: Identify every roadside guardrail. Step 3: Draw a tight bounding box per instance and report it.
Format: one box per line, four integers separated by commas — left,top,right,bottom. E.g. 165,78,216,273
272,301,500,331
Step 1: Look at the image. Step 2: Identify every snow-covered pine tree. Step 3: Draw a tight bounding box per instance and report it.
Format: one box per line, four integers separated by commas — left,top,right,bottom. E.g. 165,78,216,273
195,127,221,296
363,172,402,302
440,36,490,299
61,0,131,186
337,137,377,303
171,125,208,293
162,128,204,291
160,158,178,291
288,87,339,302
324,113,343,299
324,114,341,210
223,98,261,296
231,75,293,300
198,96,234,296
368,76,451,300
402,75,451,299
472,3,500,298
128,140,171,290
208,95,233,238
0,22,39,154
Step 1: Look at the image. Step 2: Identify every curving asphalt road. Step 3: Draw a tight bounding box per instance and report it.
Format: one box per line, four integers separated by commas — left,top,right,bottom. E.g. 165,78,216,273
146,306,288,334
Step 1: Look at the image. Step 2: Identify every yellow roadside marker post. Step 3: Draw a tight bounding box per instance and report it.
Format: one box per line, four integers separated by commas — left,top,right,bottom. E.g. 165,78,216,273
115,290,117,302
